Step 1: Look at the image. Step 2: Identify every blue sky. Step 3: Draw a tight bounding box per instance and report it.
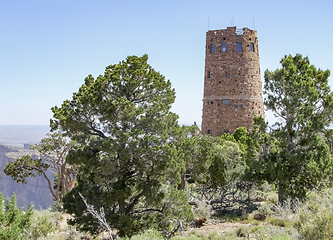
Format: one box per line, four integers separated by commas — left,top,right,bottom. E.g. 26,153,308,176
1,0,333,126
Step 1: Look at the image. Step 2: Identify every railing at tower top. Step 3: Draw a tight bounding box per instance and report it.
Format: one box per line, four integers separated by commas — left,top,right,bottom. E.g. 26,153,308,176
235,28,244,35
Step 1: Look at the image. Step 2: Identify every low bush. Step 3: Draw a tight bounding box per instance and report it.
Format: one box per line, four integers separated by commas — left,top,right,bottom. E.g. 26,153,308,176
251,226,262,233
254,224,298,240
27,209,63,239
253,203,273,221
0,193,34,240
294,195,333,240
235,225,250,238
267,217,292,228
266,192,278,204
192,201,212,220
124,229,164,240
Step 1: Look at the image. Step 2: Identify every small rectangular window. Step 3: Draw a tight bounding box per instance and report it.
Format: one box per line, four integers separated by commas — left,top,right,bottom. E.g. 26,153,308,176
222,99,230,105
234,105,238,108
250,43,255,52
224,129,229,134
239,104,243,108
236,42,243,52
208,71,211,78
226,74,230,78
207,129,212,135
210,44,215,53
221,43,228,52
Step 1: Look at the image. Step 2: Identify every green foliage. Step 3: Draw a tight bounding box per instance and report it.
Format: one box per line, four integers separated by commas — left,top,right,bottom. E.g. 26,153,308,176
251,226,262,233
294,193,333,240
4,132,77,201
186,134,255,209
51,55,191,237
254,224,298,240
235,225,250,238
124,229,164,240
192,201,212,220
267,217,292,228
0,192,34,240
4,155,49,184
251,54,333,202
253,204,273,221
26,210,62,239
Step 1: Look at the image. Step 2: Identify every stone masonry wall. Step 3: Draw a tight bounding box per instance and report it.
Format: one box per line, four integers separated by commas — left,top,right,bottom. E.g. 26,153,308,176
201,27,265,136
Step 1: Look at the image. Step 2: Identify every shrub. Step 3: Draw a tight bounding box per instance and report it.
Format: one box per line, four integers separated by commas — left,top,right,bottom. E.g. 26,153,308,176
235,225,250,238
240,210,248,221
253,204,273,221
251,226,262,233
192,201,212,220
50,200,64,212
254,224,298,240
272,199,299,222
221,231,238,240
207,230,222,240
125,229,164,240
266,192,278,204
253,190,267,202
267,217,292,228
294,196,333,240
27,210,62,239
0,192,34,240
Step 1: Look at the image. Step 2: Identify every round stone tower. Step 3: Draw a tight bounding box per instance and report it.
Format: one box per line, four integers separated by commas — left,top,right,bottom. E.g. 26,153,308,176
201,27,265,136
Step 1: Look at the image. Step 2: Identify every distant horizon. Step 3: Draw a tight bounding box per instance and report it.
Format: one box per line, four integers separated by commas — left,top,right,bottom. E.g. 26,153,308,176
0,125,50,147
0,124,201,147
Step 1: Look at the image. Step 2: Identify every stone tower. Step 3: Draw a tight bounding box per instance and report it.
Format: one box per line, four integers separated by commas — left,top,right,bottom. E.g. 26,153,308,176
201,27,265,136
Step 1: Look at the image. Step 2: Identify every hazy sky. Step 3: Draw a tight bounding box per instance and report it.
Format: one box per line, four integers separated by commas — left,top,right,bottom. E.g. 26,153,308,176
1,0,333,126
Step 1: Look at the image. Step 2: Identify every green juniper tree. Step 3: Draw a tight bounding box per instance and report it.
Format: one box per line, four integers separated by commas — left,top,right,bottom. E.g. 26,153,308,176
50,55,192,237
0,193,34,240
4,132,77,202
253,54,333,203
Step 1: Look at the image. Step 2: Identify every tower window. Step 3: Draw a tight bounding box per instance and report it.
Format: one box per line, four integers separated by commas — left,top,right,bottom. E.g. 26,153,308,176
207,129,212,135
211,101,213,104
222,99,230,105
234,105,238,108
210,44,215,53
221,43,228,52
208,71,211,78
224,129,229,134
236,42,243,52
250,43,255,52
226,74,230,78
240,104,243,108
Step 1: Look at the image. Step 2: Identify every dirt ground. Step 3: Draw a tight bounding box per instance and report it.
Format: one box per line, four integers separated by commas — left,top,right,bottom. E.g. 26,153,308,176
187,220,251,235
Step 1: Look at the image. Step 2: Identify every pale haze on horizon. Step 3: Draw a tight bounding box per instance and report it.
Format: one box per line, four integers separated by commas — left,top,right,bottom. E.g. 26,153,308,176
1,0,333,127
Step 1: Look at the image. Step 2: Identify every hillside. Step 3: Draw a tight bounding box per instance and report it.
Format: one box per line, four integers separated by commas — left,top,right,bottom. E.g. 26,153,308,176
0,125,54,209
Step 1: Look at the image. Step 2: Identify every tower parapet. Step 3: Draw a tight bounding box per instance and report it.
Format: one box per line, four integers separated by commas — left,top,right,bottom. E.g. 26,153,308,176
201,27,265,136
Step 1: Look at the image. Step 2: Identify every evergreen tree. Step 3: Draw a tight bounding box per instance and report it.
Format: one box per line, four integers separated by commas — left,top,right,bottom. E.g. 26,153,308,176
51,55,192,237
4,132,76,202
254,54,333,202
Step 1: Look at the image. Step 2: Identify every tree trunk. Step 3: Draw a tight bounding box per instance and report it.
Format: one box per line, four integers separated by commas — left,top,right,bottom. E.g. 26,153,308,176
278,181,285,204
179,173,186,190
